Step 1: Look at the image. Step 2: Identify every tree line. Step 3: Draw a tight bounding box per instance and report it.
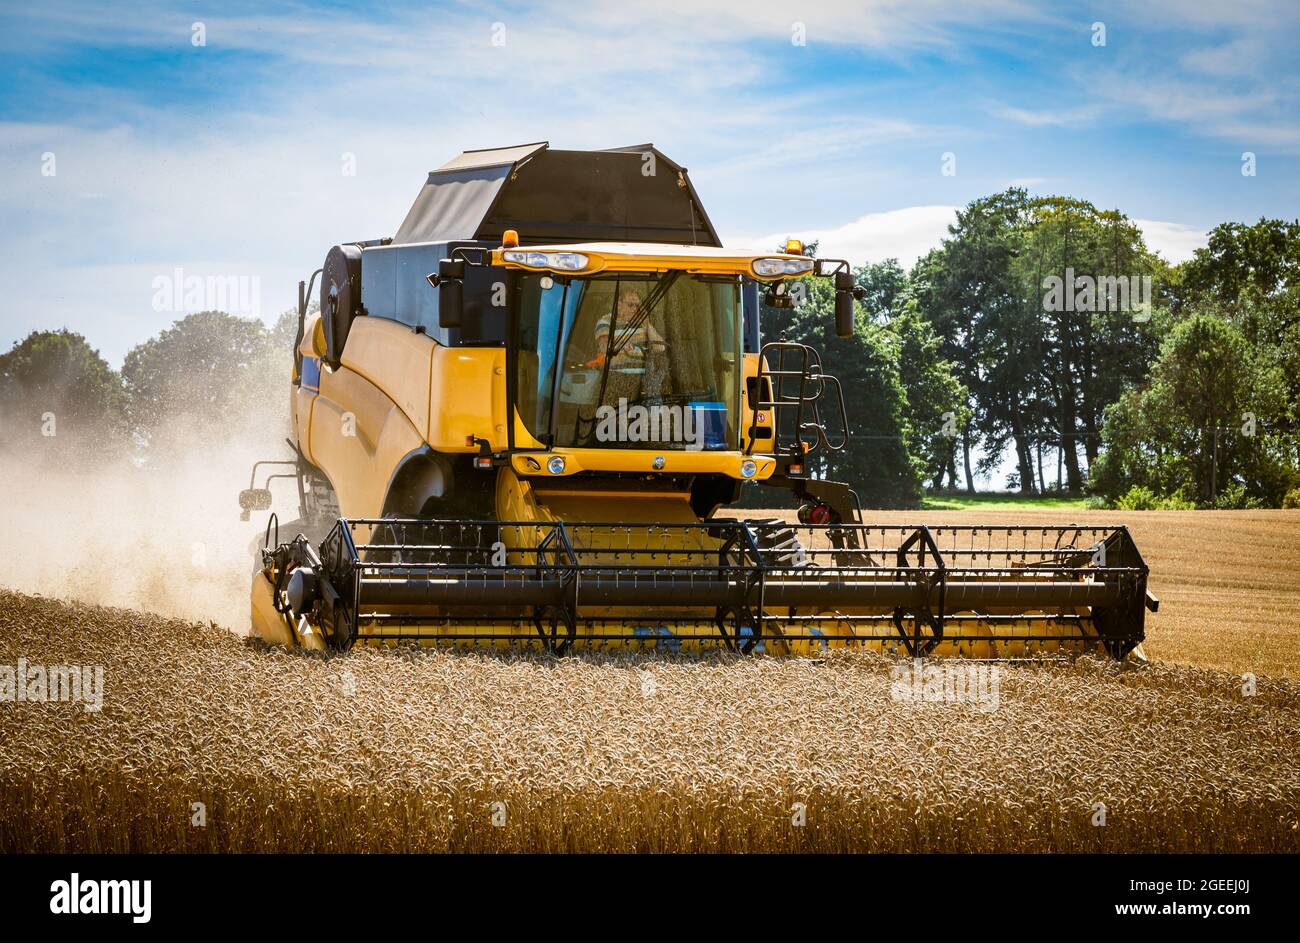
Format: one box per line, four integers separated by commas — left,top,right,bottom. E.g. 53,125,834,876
765,192,1299,509
0,309,299,461
3,194,1298,510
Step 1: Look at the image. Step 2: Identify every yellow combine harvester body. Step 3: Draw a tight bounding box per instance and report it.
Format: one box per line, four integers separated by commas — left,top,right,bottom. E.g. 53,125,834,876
288,247,787,524
243,143,1155,659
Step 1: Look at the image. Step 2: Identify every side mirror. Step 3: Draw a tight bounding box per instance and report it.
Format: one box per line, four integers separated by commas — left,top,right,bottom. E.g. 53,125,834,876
239,488,273,522
834,271,856,337
835,291,855,337
429,259,466,329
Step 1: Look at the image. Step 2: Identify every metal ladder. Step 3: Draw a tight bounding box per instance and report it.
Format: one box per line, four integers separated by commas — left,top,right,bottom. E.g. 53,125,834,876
745,341,849,458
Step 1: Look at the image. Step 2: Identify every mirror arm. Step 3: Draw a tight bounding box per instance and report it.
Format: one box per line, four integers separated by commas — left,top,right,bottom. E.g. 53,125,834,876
451,246,491,267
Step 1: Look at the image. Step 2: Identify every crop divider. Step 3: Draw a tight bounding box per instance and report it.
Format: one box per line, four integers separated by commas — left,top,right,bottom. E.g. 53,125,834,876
532,523,579,654
891,525,947,657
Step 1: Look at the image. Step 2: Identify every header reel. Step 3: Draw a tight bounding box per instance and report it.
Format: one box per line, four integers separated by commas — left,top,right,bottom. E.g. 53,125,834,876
254,517,1155,660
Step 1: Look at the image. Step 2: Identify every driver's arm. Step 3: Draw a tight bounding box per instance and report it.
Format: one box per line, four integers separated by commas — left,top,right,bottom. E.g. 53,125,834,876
646,319,665,347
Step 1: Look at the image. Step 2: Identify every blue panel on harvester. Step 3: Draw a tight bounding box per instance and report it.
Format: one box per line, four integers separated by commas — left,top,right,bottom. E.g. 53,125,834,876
301,356,321,392
690,401,727,449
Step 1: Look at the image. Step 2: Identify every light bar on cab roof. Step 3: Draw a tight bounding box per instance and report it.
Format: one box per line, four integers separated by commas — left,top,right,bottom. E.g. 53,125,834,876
502,249,590,271
752,257,815,277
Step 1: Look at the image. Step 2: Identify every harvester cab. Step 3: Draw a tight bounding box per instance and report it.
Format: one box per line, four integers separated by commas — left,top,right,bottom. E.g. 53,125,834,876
242,142,1156,658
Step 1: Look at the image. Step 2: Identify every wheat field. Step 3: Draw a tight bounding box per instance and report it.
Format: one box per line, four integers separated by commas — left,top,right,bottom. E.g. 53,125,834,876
2,588,1297,853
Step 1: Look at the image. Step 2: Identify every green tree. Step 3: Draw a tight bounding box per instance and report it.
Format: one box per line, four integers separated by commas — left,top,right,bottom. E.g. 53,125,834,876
1014,198,1163,491
1167,218,1300,498
0,330,126,456
856,258,968,491
882,299,968,489
1090,314,1291,506
1181,218,1300,308
854,259,908,322
911,189,1038,492
268,306,302,355
1179,218,1300,408
761,271,922,508
912,191,1163,494
122,311,285,449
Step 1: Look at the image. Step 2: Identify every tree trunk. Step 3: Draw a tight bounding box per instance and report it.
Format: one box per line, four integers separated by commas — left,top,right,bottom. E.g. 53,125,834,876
1083,415,1099,465
1056,372,1084,493
1064,439,1082,492
1018,443,1036,494
1010,408,1035,494
962,432,975,493
1062,400,1084,493
1081,304,1096,465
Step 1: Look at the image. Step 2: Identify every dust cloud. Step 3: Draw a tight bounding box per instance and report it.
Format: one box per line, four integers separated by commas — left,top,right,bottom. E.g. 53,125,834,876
0,415,296,631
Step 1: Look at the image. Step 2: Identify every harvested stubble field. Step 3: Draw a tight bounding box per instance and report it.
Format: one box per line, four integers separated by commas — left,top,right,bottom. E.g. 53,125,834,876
2,587,1298,853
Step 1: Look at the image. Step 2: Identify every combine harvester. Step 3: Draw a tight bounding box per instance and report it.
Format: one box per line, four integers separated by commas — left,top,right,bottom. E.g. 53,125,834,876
241,143,1157,658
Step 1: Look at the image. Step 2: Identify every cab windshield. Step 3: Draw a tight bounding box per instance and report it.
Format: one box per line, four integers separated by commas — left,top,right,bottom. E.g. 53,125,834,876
515,272,741,450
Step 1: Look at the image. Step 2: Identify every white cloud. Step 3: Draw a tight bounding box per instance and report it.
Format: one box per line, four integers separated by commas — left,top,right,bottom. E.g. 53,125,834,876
730,205,959,267
0,0,1279,368
988,103,1103,127
1079,14,1300,154
1117,0,1300,32
1133,219,1207,263
731,206,1208,270
704,117,946,180
1179,37,1269,78
0,1,1045,64
5,1,998,365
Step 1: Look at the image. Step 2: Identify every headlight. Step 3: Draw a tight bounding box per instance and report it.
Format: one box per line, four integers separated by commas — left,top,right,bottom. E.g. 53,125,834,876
547,456,566,475
752,257,815,277
503,250,589,271
739,459,758,479
549,253,588,271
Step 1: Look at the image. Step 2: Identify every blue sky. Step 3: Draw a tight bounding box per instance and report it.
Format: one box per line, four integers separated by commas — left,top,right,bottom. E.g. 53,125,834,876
1,0,1298,365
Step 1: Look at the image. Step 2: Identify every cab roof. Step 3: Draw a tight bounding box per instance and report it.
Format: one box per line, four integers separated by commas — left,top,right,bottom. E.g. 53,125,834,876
392,143,721,248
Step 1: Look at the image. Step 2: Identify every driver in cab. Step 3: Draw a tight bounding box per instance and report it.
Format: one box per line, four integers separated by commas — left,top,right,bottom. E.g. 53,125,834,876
589,288,665,373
